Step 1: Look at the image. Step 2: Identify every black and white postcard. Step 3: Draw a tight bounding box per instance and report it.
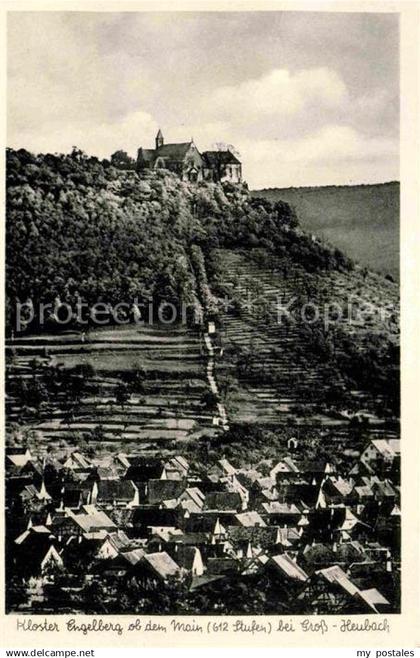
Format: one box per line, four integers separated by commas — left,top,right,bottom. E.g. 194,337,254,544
2,1,419,650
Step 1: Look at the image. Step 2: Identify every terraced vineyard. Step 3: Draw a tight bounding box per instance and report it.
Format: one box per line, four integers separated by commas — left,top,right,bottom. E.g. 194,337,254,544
213,249,399,426
6,323,222,454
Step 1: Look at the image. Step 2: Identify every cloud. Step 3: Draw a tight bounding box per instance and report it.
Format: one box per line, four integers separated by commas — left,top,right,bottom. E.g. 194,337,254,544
240,126,399,188
208,68,348,124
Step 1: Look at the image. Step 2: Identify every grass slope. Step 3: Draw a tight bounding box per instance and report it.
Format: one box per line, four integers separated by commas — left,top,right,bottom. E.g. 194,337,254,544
252,183,399,280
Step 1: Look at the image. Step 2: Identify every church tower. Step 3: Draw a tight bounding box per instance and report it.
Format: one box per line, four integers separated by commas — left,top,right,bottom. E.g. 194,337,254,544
155,129,164,150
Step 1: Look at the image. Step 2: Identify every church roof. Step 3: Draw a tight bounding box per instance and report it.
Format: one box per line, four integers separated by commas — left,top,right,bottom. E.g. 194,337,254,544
155,142,192,161
202,150,241,165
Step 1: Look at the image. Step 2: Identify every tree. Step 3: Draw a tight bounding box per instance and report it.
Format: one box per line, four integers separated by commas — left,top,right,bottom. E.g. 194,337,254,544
115,383,130,409
110,150,135,170
201,390,220,409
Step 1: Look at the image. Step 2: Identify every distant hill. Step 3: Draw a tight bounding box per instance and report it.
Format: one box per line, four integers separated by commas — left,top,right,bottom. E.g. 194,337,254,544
252,183,399,280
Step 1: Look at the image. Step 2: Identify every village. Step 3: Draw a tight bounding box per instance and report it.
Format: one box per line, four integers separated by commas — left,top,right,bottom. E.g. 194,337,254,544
6,430,400,614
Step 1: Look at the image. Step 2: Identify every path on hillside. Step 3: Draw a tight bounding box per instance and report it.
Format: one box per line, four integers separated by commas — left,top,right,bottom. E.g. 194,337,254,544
203,332,229,431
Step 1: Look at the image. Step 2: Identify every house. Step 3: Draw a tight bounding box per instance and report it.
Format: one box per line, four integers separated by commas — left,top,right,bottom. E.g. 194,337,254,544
354,588,391,614
40,544,64,572
300,542,335,574
62,452,92,472
309,565,360,613
19,481,52,507
185,514,227,541
227,524,282,557
122,456,165,482
268,554,309,597
136,551,182,589
97,531,131,559
310,565,389,614
201,150,242,183
58,483,91,511
90,480,139,508
164,456,190,480
70,506,117,537
131,507,179,536
171,545,204,576
208,458,237,482
6,446,34,468
261,502,301,526
270,458,301,481
14,525,61,576
235,511,266,528
136,131,242,184
178,487,206,515
360,439,400,472
204,491,242,512
146,479,186,505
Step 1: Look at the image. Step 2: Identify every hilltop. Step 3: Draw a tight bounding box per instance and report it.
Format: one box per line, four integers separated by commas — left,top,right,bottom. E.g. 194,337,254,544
252,183,399,280
6,148,399,458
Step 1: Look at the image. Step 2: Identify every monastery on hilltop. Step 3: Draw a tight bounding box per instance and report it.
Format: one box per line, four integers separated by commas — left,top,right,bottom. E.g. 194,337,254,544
137,130,242,184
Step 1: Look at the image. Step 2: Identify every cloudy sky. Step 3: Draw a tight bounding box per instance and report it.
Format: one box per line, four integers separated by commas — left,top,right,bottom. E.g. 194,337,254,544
7,11,399,188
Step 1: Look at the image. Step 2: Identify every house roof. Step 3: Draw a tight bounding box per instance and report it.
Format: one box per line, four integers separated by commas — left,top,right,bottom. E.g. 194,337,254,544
166,455,190,472
72,509,116,533
147,479,186,504
255,476,276,490
235,511,267,527
149,527,183,542
316,565,359,596
372,480,396,497
186,514,228,534
95,480,136,502
155,143,192,161
271,554,308,582
302,542,335,565
106,508,135,527
132,507,178,528
370,439,400,458
218,458,237,475
355,485,374,498
15,525,52,545
121,548,146,566
204,491,242,511
7,453,32,468
202,150,241,166
141,551,180,580
262,502,300,515
181,487,205,508
227,525,281,549
124,456,164,480
64,452,91,469
335,542,365,564
357,588,390,610
325,477,354,497
102,531,131,553
189,574,226,590
173,545,201,571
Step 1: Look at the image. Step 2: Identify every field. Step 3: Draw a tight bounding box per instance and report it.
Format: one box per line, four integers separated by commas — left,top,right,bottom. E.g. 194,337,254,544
213,248,399,427
252,183,399,280
6,323,221,456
